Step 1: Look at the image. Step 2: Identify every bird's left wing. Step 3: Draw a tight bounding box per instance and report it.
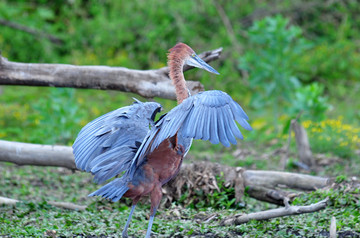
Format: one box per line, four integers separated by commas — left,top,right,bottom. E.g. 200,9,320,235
132,90,252,168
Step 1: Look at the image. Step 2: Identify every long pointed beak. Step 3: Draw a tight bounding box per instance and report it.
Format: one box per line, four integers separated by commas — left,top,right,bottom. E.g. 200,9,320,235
186,54,220,75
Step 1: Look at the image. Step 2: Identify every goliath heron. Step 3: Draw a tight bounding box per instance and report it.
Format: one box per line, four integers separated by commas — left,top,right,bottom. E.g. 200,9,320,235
73,43,252,237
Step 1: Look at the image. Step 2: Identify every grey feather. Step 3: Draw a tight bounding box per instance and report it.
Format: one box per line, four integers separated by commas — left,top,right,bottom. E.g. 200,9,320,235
72,100,162,183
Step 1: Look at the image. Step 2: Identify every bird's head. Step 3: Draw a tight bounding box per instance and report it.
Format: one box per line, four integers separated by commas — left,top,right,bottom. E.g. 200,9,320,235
168,43,219,75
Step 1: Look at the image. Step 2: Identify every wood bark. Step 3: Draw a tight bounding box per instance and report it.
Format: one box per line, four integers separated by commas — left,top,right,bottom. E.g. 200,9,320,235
292,120,314,168
0,48,222,100
0,140,75,169
0,196,86,211
221,198,328,225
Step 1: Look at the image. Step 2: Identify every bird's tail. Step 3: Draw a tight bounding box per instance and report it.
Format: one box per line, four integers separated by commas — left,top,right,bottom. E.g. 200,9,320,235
88,178,129,202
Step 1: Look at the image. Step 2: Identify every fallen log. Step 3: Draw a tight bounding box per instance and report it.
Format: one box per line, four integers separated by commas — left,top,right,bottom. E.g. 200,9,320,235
0,140,75,169
0,47,222,100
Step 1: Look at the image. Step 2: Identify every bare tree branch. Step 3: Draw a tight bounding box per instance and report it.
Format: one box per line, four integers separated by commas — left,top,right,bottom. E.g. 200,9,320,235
221,198,328,225
0,196,86,210
47,201,87,211
0,140,75,169
0,196,19,205
0,48,222,100
0,18,63,45
212,1,242,53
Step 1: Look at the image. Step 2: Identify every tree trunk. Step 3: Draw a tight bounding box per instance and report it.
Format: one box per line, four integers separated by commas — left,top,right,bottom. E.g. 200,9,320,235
292,120,314,168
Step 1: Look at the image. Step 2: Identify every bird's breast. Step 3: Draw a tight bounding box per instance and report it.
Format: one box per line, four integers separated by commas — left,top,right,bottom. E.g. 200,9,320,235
146,136,185,185
123,135,185,199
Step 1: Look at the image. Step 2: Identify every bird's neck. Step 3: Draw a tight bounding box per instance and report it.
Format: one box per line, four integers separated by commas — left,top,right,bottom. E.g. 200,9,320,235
169,62,188,104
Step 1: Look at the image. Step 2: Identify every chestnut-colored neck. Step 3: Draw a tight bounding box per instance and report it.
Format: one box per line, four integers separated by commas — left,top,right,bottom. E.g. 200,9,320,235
168,55,189,104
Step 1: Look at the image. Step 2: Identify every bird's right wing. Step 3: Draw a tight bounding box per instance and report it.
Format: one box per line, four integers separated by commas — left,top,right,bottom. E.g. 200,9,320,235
72,100,162,184
131,90,252,169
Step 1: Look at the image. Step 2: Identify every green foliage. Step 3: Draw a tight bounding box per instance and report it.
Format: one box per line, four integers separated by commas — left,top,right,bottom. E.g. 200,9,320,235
287,82,331,121
31,88,82,144
239,15,310,109
335,175,347,183
0,86,133,145
295,42,360,84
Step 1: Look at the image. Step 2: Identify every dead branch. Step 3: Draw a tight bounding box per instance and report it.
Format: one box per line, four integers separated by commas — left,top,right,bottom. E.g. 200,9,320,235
0,196,86,210
0,48,222,100
0,140,75,169
0,18,63,45
220,198,328,225
0,196,19,205
212,0,242,53
47,201,87,211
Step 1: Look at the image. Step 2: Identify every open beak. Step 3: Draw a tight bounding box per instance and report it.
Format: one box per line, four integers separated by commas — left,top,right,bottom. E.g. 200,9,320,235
185,54,220,75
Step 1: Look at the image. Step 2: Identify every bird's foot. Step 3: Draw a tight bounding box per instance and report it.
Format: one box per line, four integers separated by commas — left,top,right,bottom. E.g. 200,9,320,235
122,230,128,238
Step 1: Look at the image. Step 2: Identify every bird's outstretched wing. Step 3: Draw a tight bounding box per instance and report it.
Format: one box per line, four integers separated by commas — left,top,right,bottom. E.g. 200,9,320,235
132,90,252,168
72,100,162,184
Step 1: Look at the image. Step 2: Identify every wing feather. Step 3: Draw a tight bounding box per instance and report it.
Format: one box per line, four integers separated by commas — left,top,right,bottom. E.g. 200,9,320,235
187,106,202,138
209,107,220,144
72,100,162,182
201,105,211,141
194,105,206,140
217,107,230,147
221,106,237,145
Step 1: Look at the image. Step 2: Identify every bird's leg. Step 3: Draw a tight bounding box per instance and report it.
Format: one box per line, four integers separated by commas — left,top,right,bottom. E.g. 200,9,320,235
145,183,162,238
169,134,184,154
122,199,139,238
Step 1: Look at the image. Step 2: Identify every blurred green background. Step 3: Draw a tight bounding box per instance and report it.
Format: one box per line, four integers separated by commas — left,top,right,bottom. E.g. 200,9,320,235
0,0,359,159
1,1,360,237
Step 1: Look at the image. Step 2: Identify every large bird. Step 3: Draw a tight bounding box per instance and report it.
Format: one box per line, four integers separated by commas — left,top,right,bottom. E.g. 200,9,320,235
73,43,252,237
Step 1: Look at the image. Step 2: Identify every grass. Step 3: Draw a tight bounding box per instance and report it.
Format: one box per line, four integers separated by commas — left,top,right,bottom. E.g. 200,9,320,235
0,154,359,237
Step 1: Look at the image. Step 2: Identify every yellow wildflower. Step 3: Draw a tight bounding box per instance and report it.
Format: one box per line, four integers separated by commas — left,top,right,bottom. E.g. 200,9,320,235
91,107,100,116
340,141,348,147
77,97,85,104
302,120,312,129
79,119,88,127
